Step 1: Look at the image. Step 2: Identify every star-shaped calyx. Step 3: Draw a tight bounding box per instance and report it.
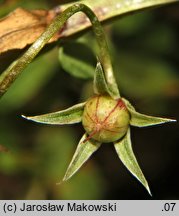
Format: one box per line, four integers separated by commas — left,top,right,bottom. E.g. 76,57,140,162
23,62,176,195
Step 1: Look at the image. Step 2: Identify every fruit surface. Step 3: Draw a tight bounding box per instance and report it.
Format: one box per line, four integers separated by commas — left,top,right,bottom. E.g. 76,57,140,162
82,95,130,143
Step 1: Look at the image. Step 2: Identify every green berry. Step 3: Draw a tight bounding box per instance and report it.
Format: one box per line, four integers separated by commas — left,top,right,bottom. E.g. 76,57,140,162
82,95,130,143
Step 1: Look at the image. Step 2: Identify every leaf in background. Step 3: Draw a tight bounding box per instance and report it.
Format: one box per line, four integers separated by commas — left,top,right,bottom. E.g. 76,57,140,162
62,133,101,182
59,42,95,79
60,167,105,199
114,128,151,195
25,180,47,200
93,61,111,95
123,98,176,127
22,102,85,125
0,0,177,57
35,127,77,179
141,24,176,54
112,11,153,36
114,52,178,98
0,7,59,54
0,49,58,113
58,0,178,38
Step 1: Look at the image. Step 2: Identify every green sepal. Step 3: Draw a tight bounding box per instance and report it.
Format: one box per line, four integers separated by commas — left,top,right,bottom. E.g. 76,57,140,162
123,98,176,127
22,102,86,125
93,61,115,97
114,128,151,195
62,133,101,182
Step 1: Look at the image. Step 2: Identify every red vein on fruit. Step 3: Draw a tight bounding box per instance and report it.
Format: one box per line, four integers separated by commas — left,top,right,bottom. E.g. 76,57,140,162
83,129,99,143
102,99,122,125
86,112,95,123
95,95,100,123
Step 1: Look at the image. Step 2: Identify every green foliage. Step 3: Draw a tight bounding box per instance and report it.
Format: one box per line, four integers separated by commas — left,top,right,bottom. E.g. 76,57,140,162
59,42,95,79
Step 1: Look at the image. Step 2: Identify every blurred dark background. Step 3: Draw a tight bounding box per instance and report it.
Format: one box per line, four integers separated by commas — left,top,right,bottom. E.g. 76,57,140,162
0,0,179,199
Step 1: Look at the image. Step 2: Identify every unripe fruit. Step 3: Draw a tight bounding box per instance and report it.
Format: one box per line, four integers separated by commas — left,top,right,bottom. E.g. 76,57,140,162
82,95,130,143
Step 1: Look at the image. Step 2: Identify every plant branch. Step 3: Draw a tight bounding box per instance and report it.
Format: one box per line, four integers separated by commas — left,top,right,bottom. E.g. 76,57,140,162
0,3,120,99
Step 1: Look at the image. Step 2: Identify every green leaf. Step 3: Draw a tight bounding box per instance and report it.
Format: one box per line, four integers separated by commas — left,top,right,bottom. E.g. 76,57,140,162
61,0,178,38
22,102,86,125
93,61,111,95
123,98,176,127
59,42,95,79
114,128,151,195
62,133,101,182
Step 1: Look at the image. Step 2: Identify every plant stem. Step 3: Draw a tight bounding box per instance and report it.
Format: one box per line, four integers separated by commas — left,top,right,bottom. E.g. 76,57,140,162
0,3,120,99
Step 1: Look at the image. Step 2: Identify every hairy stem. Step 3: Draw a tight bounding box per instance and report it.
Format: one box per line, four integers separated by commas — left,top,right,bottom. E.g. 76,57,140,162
0,3,120,98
